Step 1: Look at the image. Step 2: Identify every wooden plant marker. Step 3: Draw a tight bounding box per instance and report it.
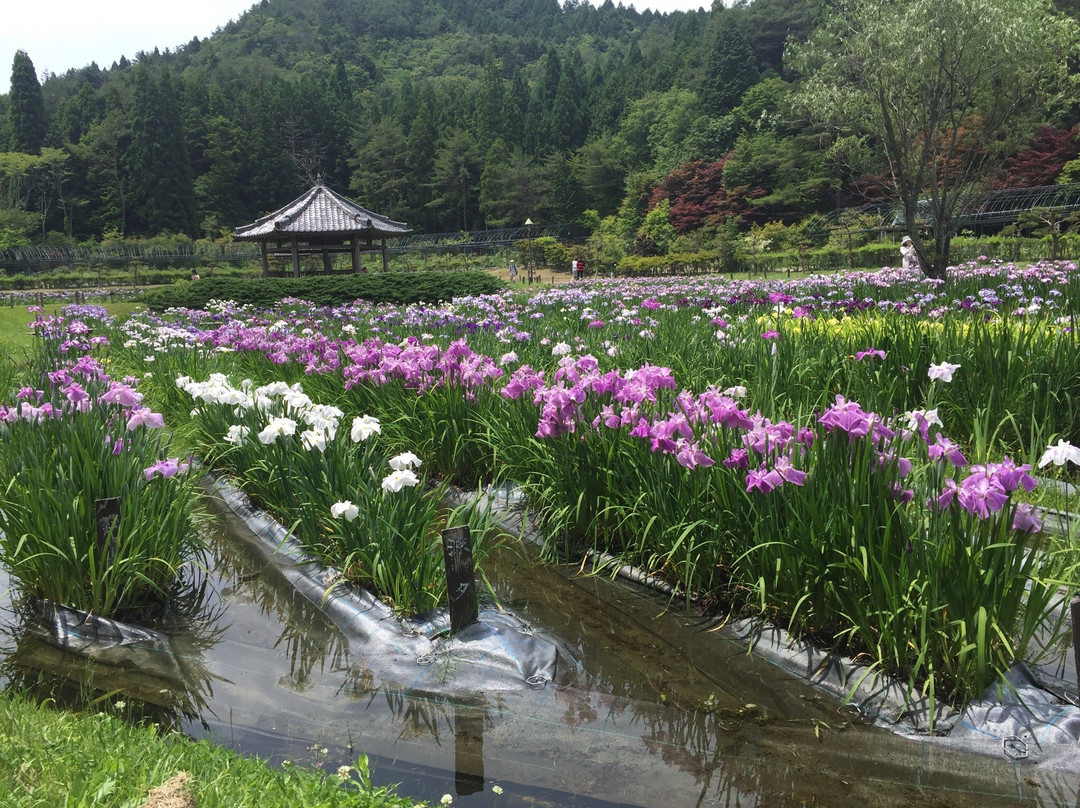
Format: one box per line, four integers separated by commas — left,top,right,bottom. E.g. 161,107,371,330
441,526,478,634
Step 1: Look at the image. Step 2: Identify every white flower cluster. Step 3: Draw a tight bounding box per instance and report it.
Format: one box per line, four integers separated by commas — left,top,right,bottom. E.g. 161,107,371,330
176,374,347,452
382,452,422,494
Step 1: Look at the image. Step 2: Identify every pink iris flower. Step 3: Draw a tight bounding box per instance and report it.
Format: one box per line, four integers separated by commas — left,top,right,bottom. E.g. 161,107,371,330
126,407,166,430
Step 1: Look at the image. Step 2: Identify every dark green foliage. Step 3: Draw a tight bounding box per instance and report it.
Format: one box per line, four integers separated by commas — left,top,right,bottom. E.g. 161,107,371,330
127,66,197,236
702,17,760,114
8,51,47,154
10,0,1070,253
143,270,505,311
741,0,823,73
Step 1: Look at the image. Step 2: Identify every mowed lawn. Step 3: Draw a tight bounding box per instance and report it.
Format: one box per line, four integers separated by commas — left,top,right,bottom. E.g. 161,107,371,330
0,300,143,351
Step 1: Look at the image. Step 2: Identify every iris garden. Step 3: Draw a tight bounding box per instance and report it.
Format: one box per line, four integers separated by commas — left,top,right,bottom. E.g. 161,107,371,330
1,259,1079,721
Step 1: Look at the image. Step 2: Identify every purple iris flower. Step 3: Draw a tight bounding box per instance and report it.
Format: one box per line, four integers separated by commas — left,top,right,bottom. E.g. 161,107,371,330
746,464,783,494
143,457,190,480
855,348,886,362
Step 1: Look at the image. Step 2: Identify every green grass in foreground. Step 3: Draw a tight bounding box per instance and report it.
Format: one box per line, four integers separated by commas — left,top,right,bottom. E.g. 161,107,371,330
0,301,143,351
0,693,421,808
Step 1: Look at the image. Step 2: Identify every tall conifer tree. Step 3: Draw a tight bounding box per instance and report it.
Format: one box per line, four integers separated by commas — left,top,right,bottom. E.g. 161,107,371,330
127,65,197,235
9,50,47,154
702,18,759,114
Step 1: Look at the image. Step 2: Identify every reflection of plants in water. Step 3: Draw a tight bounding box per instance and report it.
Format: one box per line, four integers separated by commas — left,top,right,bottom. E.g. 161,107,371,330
0,559,227,733
631,696,862,806
364,686,500,746
383,686,452,742
271,595,350,693
205,517,355,694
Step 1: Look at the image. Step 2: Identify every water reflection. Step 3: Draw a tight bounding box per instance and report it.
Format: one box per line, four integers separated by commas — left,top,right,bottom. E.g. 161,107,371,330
2,496,1078,807
0,559,225,732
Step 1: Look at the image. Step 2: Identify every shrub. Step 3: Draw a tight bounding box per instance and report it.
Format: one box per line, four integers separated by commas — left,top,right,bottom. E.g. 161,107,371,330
144,270,506,311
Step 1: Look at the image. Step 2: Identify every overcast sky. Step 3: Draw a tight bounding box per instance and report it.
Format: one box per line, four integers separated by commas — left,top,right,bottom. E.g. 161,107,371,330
2,0,712,94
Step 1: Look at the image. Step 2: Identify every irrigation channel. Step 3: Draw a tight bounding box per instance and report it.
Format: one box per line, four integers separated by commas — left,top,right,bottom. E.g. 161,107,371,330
2,481,1079,808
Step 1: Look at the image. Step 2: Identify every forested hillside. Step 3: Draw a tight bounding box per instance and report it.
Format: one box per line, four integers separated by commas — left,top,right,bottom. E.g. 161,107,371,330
2,0,1079,259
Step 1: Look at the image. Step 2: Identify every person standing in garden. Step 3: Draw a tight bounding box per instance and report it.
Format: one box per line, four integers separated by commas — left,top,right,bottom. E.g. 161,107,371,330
509,260,518,282
900,236,917,270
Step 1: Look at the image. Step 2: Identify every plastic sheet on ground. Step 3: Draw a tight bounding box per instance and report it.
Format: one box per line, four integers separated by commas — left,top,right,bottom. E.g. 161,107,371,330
208,475,579,696
467,480,1080,768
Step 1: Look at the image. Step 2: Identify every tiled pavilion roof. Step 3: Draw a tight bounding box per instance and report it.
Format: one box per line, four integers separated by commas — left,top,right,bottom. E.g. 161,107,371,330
233,182,410,240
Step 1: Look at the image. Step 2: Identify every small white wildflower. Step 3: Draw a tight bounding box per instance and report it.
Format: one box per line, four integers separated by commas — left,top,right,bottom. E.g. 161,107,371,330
551,341,571,356
441,795,454,806
492,785,503,795
722,385,747,399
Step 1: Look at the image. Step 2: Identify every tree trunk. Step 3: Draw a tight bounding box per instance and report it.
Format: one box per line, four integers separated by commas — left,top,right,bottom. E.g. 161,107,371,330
927,234,951,281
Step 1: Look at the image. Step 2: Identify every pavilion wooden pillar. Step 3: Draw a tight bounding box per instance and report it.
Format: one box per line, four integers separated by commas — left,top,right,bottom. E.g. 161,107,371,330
381,239,389,271
260,243,269,277
290,239,300,278
351,236,361,273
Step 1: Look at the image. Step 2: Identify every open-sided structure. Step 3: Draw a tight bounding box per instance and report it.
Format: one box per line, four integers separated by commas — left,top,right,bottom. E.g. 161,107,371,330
233,181,410,276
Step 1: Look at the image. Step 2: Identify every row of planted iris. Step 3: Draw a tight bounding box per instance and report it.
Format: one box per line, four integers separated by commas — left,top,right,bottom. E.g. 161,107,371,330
0,303,497,620
0,338,202,620
8,261,1080,717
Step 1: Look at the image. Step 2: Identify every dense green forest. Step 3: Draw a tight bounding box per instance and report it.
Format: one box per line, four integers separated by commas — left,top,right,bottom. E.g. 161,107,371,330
2,0,1080,262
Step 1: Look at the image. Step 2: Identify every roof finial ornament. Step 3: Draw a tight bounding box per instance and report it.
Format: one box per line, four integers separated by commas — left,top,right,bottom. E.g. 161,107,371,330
316,173,323,186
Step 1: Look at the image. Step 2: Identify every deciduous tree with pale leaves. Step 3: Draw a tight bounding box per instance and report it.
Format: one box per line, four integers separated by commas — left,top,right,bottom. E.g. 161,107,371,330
790,0,1079,279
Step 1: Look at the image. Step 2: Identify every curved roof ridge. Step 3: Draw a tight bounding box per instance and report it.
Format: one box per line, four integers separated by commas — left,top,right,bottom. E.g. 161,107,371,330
233,182,411,240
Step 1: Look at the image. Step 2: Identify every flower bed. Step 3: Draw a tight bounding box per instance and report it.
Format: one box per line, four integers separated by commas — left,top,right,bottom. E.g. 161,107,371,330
0,306,201,619
34,259,1080,715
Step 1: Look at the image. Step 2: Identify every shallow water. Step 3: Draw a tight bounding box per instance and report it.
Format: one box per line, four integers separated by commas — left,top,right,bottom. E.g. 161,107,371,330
0,490,1076,807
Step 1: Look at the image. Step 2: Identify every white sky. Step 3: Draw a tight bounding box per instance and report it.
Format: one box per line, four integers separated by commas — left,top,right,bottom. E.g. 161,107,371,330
1,0,712,95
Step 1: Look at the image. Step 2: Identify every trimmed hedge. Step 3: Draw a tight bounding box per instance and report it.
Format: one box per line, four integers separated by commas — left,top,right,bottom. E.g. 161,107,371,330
144,270,506,311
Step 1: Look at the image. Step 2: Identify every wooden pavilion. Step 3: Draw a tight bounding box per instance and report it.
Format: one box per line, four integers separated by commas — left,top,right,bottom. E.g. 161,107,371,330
232,181,411,276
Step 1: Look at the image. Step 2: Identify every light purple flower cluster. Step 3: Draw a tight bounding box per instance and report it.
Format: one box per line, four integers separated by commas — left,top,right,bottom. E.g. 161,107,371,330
933,458,1039,528
341,337,502,397
0,351,184,480
27,303,113,354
